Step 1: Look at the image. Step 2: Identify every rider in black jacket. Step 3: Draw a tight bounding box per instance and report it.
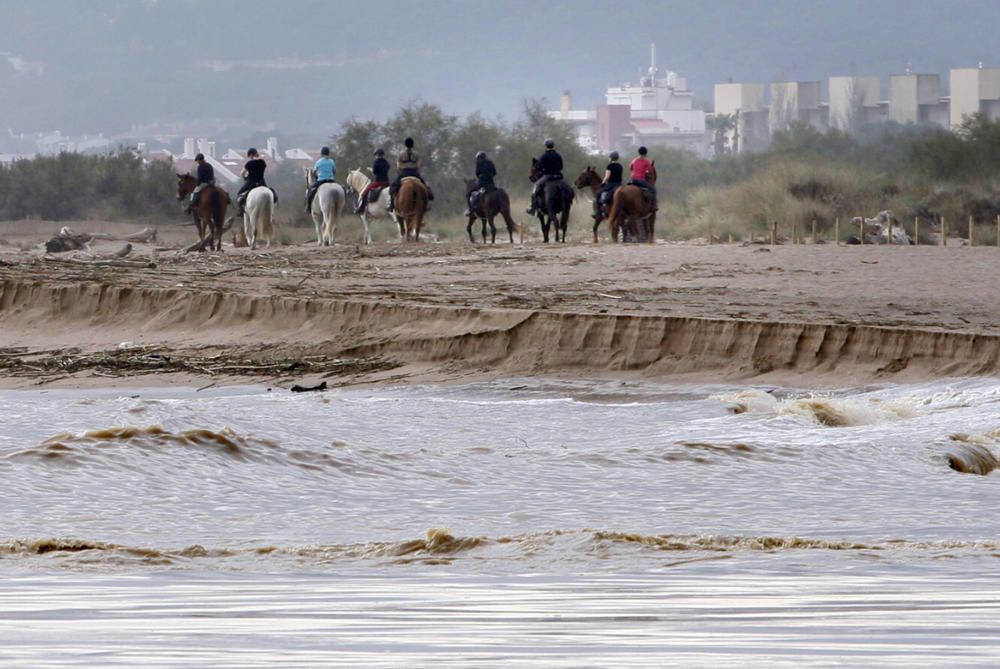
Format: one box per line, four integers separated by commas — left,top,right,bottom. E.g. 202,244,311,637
526,139,562,215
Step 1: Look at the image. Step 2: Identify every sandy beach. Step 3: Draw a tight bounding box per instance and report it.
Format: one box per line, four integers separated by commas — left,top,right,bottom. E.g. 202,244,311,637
2,219,1000,389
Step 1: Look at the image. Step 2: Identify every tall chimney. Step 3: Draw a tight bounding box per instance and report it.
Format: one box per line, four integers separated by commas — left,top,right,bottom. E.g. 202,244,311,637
206,141,216,158
560,90,572,119
183,137,195,159
267,136,279,160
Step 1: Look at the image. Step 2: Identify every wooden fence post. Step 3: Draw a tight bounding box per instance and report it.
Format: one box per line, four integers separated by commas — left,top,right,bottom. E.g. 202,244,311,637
835,217,840,245
941,216,947,246
914,217,920,245
887,217,894,245
969,216,975,246
812,220,818,244
859,217,864,245
770,220,777,246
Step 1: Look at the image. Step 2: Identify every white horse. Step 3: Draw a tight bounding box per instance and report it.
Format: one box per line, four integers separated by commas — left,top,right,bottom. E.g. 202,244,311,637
345,168,402,244
305,169,346,246
244,186,275,250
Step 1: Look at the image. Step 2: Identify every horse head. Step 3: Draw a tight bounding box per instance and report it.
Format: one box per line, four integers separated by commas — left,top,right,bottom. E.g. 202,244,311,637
574,166,600,190
647,161,658,185
175,173,196,200
344,168,368,195
463,178,477,191
303,167,314,187
529,157,539,183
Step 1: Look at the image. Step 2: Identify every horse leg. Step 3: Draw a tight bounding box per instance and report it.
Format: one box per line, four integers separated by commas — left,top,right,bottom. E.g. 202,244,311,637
314,211,323,246
362,214,372,245
466,216,475,243
540,215,550,243
488,215,496,244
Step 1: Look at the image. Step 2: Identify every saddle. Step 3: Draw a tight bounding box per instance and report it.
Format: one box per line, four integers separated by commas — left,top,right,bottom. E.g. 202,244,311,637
368,186,385,203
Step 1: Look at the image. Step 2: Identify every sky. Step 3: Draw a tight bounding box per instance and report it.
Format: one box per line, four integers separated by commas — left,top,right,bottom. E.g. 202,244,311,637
1,0,999,142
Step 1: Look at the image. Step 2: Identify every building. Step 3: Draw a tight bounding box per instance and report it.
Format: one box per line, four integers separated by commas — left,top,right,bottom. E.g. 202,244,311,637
950,66,1000,128
888,73,947,125
713,83,769,152
549,44,708,155
770,81,825,134
829,76,884,131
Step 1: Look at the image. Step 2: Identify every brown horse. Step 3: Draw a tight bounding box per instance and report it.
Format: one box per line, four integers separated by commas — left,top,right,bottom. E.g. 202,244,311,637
573,166,608,243
607,162,658,243
396,177,428,242
463,179,520,244
529,158,574,243
176,174,231,251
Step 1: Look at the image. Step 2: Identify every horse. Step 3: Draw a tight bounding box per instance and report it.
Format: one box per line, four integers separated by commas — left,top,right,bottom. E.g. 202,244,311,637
344,168,402,244
463,179,520,244
305,169,346,246
607,162,658,243
395,177,428,242
573,166,608,243
243,186,275,250
529,158,574,243
175,173,230,251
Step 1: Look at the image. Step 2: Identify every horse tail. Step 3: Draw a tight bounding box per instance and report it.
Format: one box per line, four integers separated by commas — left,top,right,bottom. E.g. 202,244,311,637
498,190,520,232
211,189,224,229
260,194,274,242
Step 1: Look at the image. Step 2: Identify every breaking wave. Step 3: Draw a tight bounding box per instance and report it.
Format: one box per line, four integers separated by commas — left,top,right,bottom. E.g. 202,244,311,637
713,389,914,427
6,529,1000,571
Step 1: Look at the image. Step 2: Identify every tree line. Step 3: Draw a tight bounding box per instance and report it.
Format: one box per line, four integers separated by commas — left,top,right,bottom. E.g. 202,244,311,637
0,150,178,221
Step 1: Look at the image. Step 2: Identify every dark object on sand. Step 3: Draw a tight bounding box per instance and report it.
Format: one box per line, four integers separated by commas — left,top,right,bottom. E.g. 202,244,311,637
291,381,328,393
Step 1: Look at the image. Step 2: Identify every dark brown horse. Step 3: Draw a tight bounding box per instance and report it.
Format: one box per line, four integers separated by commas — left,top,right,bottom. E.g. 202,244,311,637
176,174,230,251
607,162,658,243
396,177,429,242
529,158,574,243
463,179,520,244
574,166,607,243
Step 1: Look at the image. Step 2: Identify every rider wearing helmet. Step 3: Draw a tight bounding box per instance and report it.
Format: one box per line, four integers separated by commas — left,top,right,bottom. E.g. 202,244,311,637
237,147,276,215
628,146,656,206
526,139,563,216
593,150,624,220
306,146,336,213
388,137,434,212
355,148,392,215
464,150,497,216
185,153,215,213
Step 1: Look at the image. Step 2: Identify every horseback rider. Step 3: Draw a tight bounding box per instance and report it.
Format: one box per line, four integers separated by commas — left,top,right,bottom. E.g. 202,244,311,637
185,153,214,214
464,150,497,216
593,151,624,220
354,148,391,215
237,148,276,215
388,137,433,212
628,146,657,208
305,146,336,213
526,139,563,215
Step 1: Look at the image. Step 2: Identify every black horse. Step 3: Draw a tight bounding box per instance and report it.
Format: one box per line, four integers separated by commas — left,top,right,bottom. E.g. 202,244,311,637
529,158,575,243
464,179,520,244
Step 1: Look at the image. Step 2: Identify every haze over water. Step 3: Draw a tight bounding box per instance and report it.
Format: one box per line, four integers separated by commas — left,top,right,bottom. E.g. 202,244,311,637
3,378,1000,665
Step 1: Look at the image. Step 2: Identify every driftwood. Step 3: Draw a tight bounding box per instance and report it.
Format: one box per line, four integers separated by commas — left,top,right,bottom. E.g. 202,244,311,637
45,226,158,253
45,227,92,253
178,219,235,254
0,345,395,380
123,227,158,243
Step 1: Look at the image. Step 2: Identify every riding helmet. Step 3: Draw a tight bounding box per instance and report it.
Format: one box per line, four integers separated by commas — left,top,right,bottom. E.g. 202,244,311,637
544,139,555,149
320,146,330,156
194,153,205,161
475,151,486,159
609,151,619,160
638,146,648,156
247,147,258,157
374,148,385,157
404,137,414,148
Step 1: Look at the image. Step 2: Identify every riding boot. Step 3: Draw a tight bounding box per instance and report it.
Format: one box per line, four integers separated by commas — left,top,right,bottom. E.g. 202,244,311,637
354,197,367,215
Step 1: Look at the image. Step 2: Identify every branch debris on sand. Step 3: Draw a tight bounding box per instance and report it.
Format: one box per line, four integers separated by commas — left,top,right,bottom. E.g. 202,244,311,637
0,345,396,382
